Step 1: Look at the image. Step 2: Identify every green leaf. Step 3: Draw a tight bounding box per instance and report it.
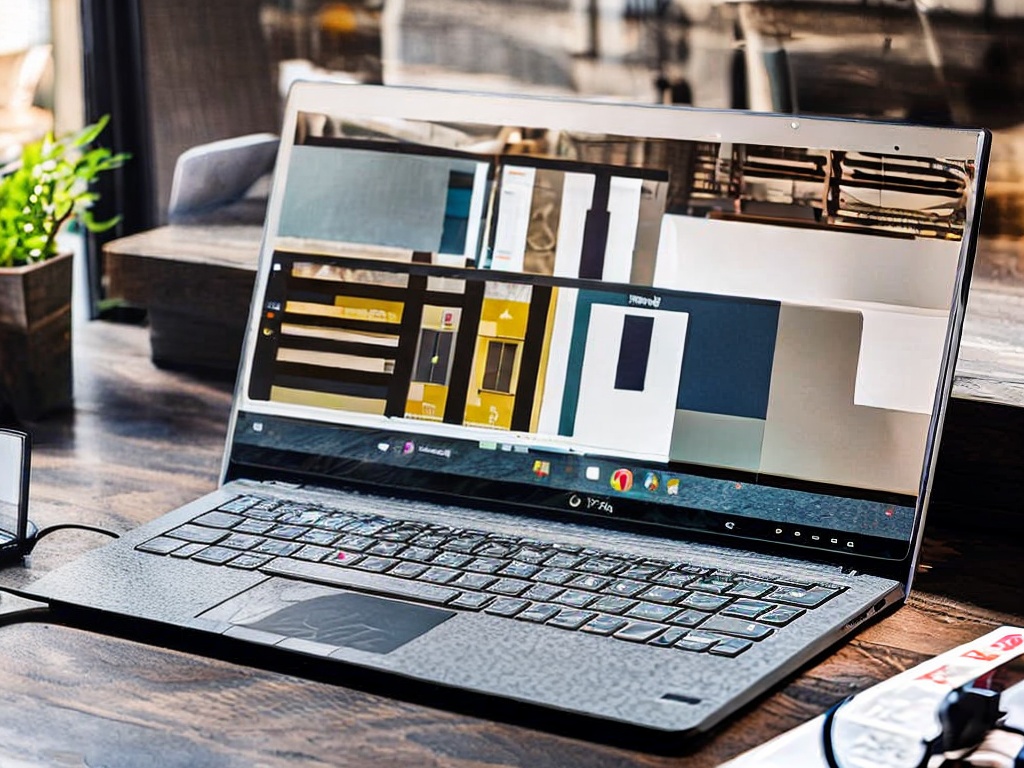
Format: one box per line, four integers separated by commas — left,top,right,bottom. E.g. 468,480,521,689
0,113,127,266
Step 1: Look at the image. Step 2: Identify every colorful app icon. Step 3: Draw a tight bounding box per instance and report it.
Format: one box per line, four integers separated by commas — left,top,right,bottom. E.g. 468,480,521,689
585,466,600,481
666,478,680,496
643,472,660,492
533,460,551,478
402,441,415,455
610,468,633,492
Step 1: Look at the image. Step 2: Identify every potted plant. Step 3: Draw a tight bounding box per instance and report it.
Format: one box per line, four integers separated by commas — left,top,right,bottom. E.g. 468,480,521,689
0,116,128,421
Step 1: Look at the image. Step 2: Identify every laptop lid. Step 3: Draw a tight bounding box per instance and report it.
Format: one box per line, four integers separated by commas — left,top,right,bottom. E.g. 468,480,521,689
222,82,989,585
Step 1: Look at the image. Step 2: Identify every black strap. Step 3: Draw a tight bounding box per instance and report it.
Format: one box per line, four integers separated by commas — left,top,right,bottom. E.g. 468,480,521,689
821,697,849,768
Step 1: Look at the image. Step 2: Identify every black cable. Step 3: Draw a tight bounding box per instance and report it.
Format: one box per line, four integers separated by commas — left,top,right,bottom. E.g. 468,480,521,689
821,696,848,768
0,584,54,628
0,605,52,628
25,524,119,555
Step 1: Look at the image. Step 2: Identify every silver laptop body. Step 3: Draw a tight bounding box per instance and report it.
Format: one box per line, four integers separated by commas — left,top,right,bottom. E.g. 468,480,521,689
27,83,989,746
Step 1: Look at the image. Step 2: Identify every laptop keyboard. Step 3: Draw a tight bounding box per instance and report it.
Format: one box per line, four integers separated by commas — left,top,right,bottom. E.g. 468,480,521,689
136,495,846,658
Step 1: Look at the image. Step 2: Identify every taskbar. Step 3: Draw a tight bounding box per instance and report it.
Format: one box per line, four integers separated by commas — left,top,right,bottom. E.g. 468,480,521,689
227,411,916,562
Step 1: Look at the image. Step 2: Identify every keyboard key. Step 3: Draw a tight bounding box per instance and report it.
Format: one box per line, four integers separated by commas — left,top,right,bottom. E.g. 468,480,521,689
512,547,549,564
377,525,423,542
267,524,310,540
191,546,238,565
330,551,363,566
619,565,662,581
168,524,228,544
639,585,687,604
604,579,645,597
346,519,390,535
680,592,730,611
278,509,327,526
241,507,281,522
649,627,688,648
709,637,753,657
643,558,674,569
319,515,359,532
293,545,333,563
451,592,493,611
590,595,637,615
466,557,505,574
727,580,773,598
445,535,486,553
484,598,530,617
758,605,806,626
475,542,515,558
136,537,186,555
233,519,274,535
581,615,629,636
721,599,772,620
547,609,597,630
689,576,734,594
626,602,679,623
421,566,460,585
297,529,340,546
551,543,582,553
352,556,397,573
545,552,584,569
226,553,272,570
219,533,264,551
578,557,623,575
614,621,665,643
669,608,710,627
653,571,696,589
523,583,563,602
499,561,540,579
413,533,447,549
432,551,472,568
169,542,206,559
567,573,610,591
517,603,561,623
253,540,301,557
367,541,405,557
535,568,573,585
263,558,458,606
336,534,375,552
402,546,438,563
765,585,840,608
675,631,719,652
553,590,597,608
701,615,773,640
193,511,243,529
488,578,531,597
452,572,497,590
217,496,261,514
388,561,428,579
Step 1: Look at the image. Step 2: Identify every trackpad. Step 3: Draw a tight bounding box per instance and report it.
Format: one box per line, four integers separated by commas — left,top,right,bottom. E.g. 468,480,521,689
198,580,454,654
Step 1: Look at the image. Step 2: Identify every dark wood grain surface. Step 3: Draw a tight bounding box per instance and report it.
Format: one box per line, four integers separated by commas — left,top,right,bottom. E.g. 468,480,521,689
0,315,1019,766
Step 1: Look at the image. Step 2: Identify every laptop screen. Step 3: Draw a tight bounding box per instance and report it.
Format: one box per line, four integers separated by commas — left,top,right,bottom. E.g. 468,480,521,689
226,83,988,563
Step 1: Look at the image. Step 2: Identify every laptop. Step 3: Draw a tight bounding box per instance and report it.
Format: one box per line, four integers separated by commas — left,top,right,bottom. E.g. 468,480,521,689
26,82,990,747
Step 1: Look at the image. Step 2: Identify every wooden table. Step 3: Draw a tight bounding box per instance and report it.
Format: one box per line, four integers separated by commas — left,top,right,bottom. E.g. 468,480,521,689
0,313,1020,766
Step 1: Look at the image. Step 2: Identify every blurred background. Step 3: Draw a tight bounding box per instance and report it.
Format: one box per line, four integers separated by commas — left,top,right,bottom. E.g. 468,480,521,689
2,0,1024,302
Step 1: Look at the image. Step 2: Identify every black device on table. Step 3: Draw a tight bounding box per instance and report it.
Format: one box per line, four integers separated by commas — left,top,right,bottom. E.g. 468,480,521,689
0,429,34,566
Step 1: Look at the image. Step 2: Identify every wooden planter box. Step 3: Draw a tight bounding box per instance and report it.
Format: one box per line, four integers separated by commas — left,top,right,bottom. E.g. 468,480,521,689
0,253,73,421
